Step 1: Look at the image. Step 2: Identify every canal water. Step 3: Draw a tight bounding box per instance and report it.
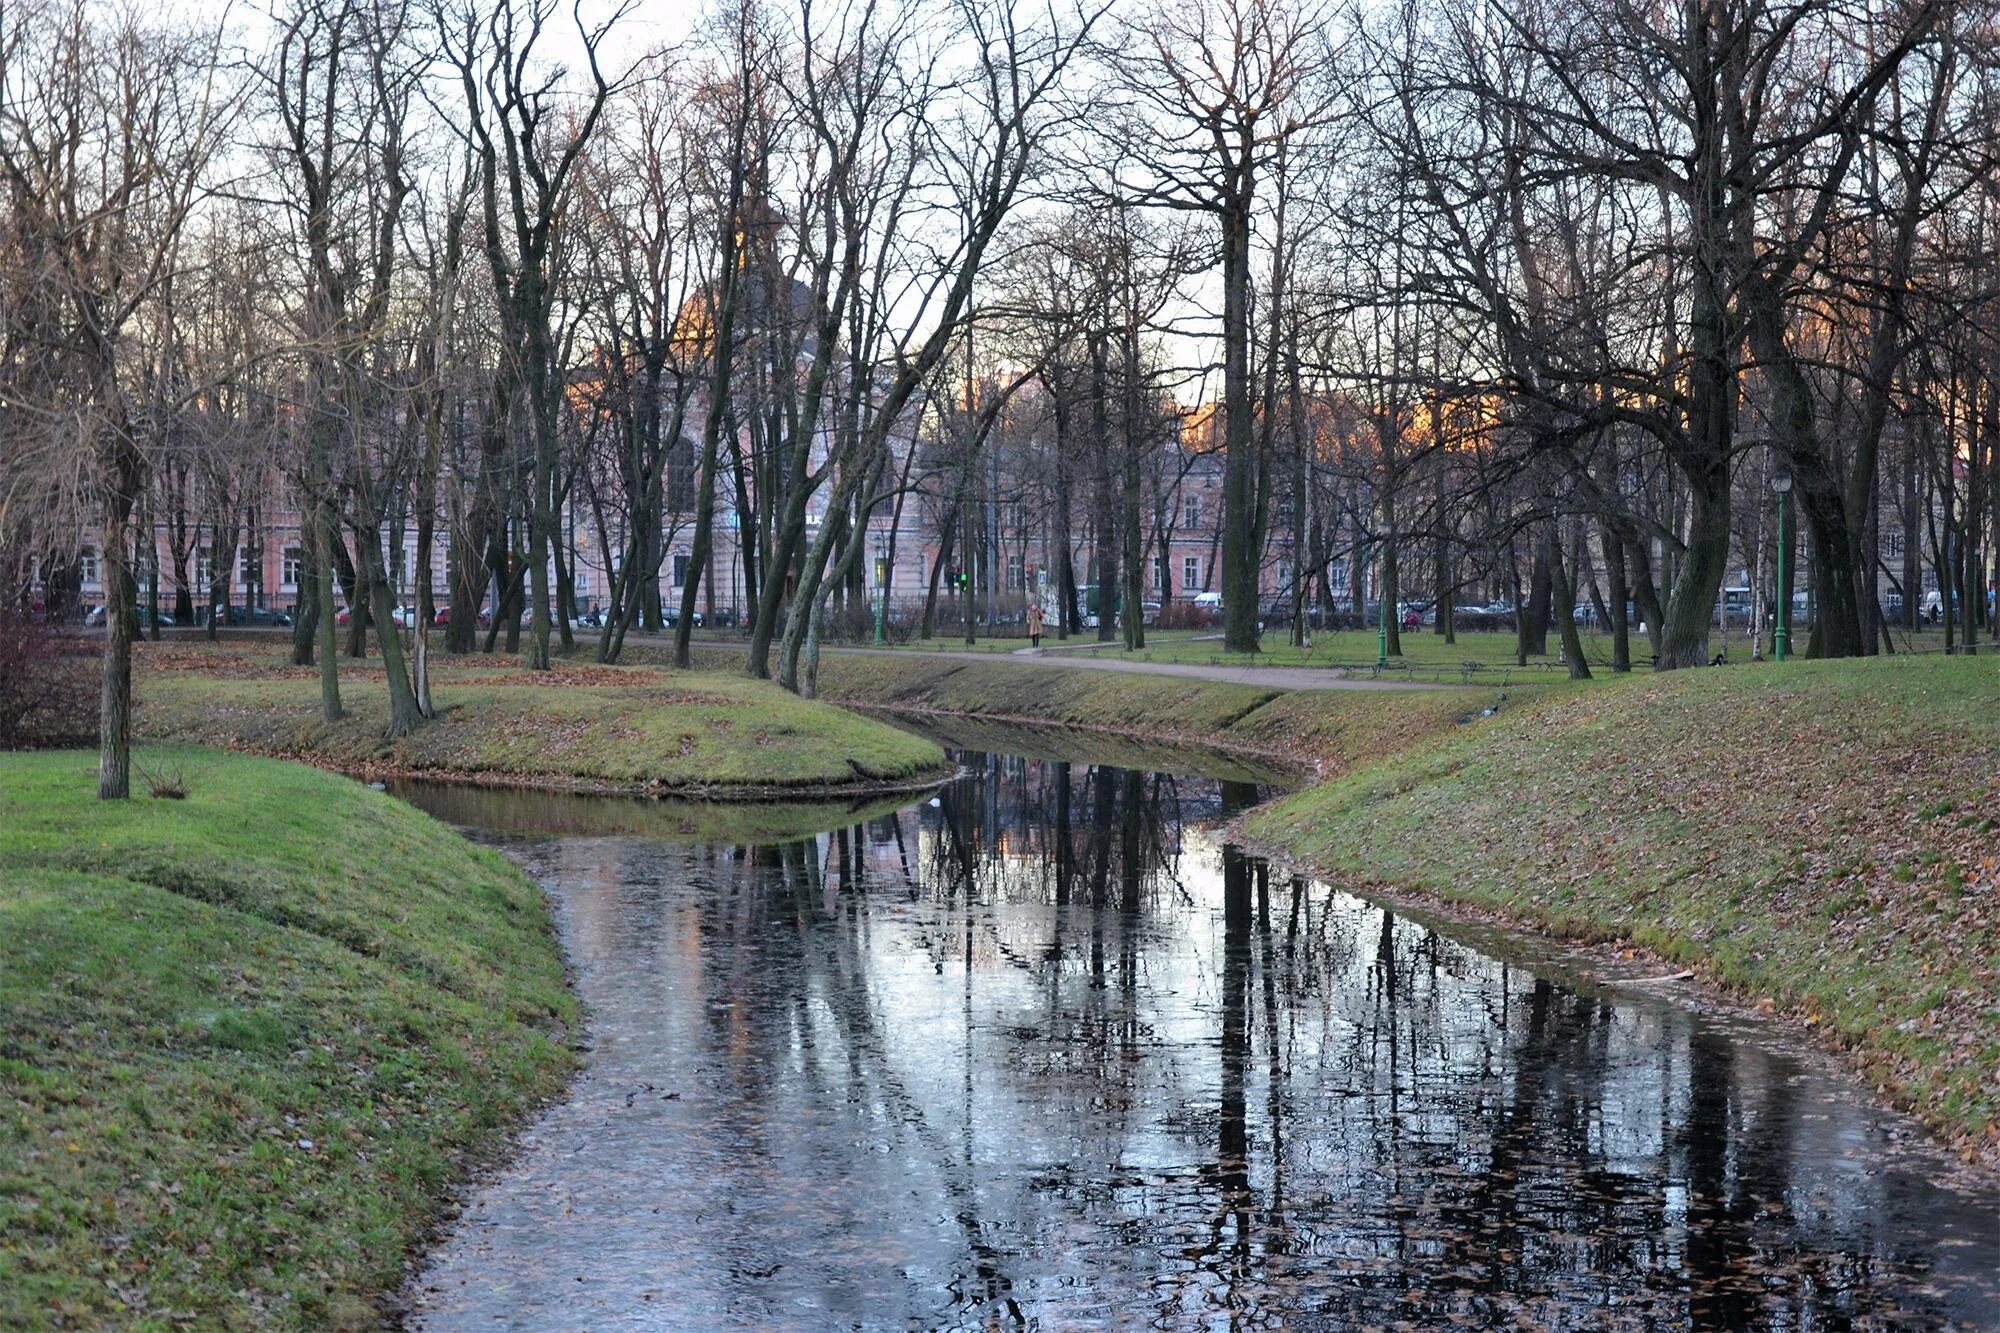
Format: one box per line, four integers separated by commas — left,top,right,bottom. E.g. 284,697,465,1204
401,737,2000,1330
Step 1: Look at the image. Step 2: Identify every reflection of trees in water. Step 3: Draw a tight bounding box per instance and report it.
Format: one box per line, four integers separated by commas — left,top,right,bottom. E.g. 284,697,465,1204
607,757,1989,1328
918,752,1203,916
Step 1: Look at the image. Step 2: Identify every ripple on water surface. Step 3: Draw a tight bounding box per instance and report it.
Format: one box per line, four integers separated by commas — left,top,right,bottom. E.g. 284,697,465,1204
402,754,2000,1331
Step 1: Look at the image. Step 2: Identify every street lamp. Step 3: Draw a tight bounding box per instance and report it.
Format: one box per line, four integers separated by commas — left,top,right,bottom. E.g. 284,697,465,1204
1376,549,1389,669
1770,468,1793,662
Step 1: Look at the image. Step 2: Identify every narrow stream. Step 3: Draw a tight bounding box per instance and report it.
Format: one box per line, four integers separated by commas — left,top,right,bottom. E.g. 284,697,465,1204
401,735,2000,1330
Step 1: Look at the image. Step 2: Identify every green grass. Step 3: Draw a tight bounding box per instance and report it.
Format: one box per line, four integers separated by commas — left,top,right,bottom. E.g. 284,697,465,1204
1030,626,1579,678
1246,654,2000,1160
1048,623,1980,674
771,649,1495,780
134,644,948,797
0,748,578,1328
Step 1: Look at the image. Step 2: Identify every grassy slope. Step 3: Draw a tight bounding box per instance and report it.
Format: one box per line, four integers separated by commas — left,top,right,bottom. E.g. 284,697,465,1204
135,645,947,797
1247,656,2000,1159
779,649,1495,779
1045,627,1572,672
0,748,578,1328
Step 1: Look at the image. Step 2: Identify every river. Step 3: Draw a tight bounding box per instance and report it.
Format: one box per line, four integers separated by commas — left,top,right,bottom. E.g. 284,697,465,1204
399,731,2000,1330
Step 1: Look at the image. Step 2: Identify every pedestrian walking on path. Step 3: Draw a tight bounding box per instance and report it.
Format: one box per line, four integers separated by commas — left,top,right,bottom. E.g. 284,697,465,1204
1026,602,1044,649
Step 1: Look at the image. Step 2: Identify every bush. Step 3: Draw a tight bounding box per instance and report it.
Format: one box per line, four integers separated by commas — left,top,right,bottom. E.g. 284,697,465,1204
1154,601,1216,631
0,612,98,749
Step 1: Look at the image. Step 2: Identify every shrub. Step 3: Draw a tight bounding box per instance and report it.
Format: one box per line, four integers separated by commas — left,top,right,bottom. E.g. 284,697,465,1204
0,611,98,749
1154,600,1216,631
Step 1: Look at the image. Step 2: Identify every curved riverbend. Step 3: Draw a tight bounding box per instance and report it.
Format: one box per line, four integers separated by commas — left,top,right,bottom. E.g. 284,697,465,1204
403,737,2000,1329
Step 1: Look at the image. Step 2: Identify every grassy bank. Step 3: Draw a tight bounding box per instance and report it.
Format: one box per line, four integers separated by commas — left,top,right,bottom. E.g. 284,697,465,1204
749,648,1495,779
0,748,578,1327
1247,655,2000,1163
1042,626,1573,674
135,642,948,799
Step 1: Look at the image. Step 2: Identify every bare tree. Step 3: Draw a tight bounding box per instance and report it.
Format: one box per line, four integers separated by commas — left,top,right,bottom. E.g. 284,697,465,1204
446,0,626,671
1105,0,1339,653
0,1,236,796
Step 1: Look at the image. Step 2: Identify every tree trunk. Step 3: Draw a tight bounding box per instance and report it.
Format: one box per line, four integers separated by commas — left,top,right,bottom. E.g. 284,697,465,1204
1220,196,1260,654
357,521,424,736
97,433,143,800
1120,333,1145,652
1549,524,1591,680
1522,525,1552,657
922,515,955,640
525,422,554,671
315,498,343,720
1658,468,1731,669
1602,521,1631,671
1381,485,1402,657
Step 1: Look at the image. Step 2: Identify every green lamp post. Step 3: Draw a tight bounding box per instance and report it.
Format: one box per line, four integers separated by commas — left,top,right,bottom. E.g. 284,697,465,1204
1771,468,1792,662
873,556,888,646
1377,551,1389,669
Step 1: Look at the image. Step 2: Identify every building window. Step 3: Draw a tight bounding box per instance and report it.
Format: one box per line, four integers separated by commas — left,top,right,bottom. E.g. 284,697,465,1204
196,553,214,591
1006,553,1024,589
1883,529,1905,560
666,438,696,513
1184,495,1202,527
672,553,690,587
1155,554,1169,590
1184,555,1201,589
79,547,99,586
240,548,259,586
1278,561,1292,592
282,546,303,588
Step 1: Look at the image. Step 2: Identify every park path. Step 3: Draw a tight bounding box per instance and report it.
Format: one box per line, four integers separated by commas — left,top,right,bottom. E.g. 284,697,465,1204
822,644,1444,691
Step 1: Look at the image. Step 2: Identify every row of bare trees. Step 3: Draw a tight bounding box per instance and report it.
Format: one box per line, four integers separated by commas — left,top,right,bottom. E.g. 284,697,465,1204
5,0,1997,798
0,0,1096,796
946,0,1997,680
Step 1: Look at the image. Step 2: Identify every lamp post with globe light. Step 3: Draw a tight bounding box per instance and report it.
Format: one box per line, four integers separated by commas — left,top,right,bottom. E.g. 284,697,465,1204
1771,468,1793,661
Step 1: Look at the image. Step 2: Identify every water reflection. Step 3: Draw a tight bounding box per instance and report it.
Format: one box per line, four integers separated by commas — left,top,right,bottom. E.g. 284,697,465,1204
409,752,2000,1330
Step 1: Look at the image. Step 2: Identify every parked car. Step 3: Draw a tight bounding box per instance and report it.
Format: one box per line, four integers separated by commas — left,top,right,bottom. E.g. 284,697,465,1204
577,608,606,628
195,604,292,627
96,605,176,628
336,604,419,628
662,606,705,628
